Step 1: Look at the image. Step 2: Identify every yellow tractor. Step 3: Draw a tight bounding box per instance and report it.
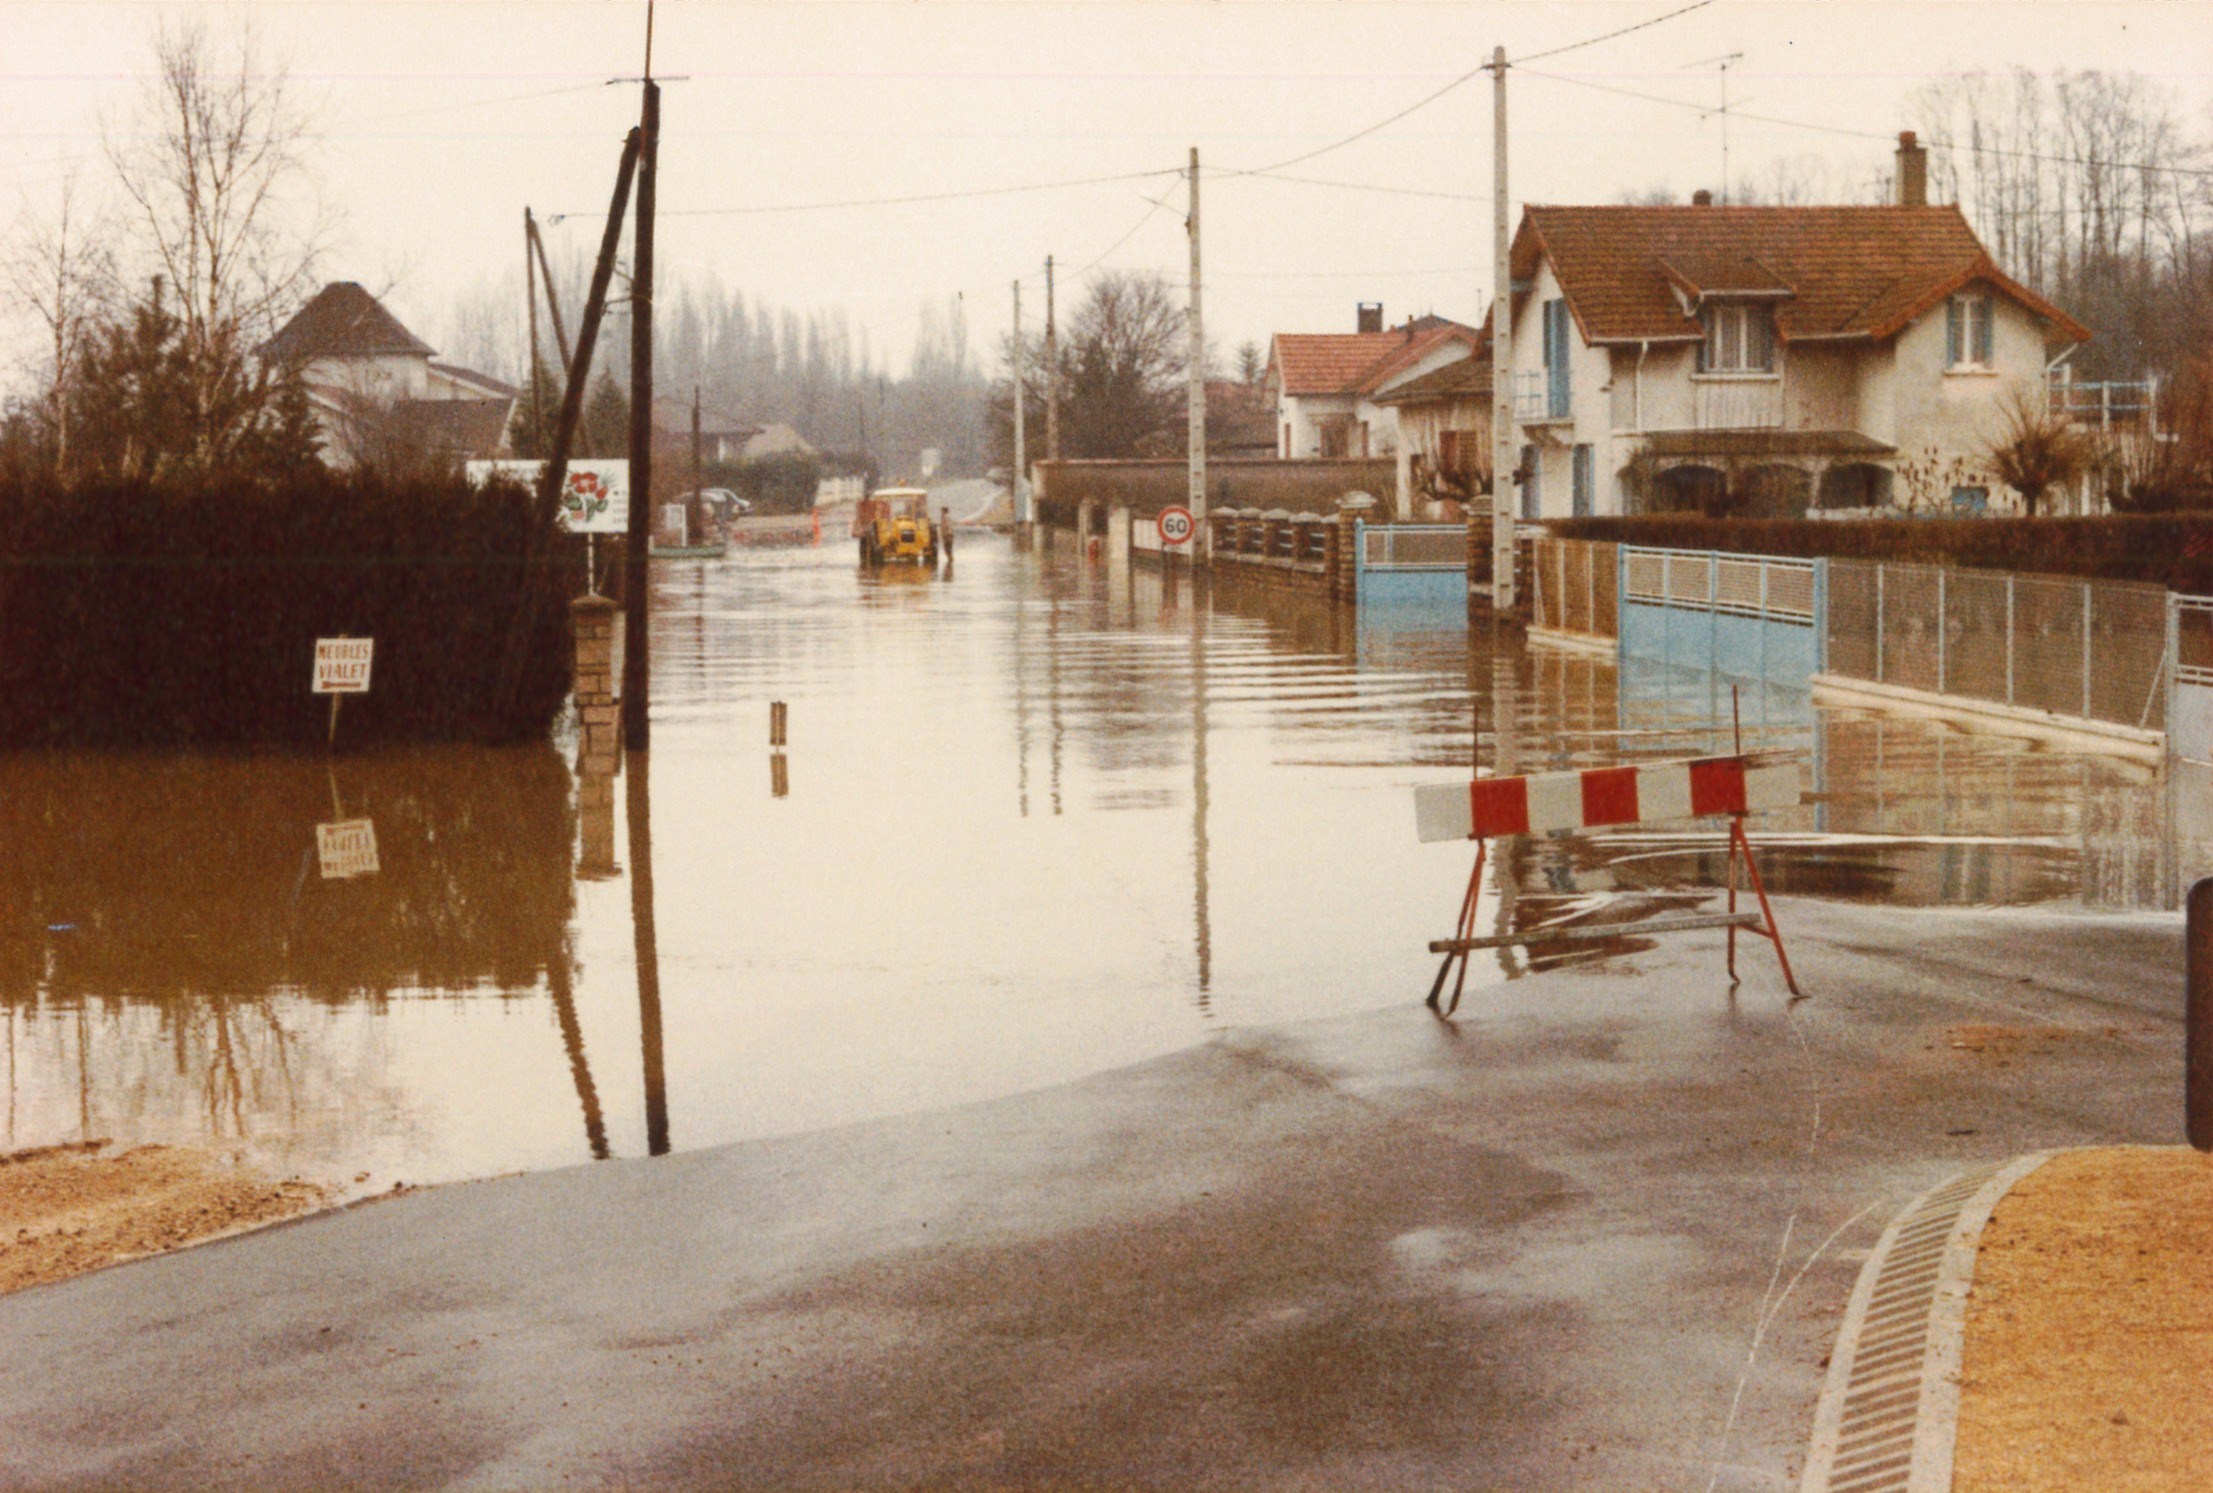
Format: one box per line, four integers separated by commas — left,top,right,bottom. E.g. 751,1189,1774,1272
854,486,938,566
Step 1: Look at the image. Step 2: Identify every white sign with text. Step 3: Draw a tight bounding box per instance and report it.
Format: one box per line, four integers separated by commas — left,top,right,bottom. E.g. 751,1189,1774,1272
313,638,374,694
317,819,380,880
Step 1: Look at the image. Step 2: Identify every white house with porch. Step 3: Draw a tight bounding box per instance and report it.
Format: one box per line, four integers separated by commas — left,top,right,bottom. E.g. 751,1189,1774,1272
1501,133,2094,522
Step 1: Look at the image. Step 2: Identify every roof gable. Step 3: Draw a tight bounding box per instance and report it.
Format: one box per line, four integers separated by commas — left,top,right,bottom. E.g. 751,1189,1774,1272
261,282,436,362
1514,204,2090,346
1270,317,1479,398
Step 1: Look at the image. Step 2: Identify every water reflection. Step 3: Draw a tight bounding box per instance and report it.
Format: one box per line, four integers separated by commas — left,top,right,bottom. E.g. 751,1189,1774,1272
5,536,2204,1190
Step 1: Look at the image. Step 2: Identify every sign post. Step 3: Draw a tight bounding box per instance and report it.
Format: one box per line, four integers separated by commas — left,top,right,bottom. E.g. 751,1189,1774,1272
2189,879,2213,1150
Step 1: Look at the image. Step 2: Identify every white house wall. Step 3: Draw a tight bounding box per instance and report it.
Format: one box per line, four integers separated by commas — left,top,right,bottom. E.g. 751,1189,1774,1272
1887,295,2051,510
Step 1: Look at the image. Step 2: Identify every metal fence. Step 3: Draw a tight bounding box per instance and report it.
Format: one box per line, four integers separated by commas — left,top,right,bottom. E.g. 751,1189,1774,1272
2169,593,2213,763
1526,537,1619,639
1825,559,2169,732
1620,547,1819,624
1362,524,1465,569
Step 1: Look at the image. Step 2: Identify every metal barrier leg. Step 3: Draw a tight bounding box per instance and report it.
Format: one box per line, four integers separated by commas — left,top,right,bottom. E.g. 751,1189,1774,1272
1427,838,1488,1015
1730,817,1803,998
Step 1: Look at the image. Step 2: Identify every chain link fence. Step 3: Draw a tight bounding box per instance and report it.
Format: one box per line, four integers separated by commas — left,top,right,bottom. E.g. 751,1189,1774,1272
1824,559,2168,732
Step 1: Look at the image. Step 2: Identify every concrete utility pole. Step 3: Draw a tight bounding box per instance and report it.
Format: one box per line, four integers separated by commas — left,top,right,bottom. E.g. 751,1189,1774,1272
1012,278,1027,527
1186,146,1208,563
1489,46,1517,611
1044,255,1060,462
525,210,545,453
621,78,659,750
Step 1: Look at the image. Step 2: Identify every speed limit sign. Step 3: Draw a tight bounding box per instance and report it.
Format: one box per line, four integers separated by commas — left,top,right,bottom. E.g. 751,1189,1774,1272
1157,505,1195,547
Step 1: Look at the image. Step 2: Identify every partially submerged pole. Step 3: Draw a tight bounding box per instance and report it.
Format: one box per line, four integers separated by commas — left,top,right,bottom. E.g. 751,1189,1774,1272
621,80,660,752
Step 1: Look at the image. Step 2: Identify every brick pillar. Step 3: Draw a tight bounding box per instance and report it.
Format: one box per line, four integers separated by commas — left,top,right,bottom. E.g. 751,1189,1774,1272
1336,494,1374,605
571,592,621,878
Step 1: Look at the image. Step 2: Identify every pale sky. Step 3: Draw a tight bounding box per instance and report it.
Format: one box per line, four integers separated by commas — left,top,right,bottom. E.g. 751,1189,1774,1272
3,0,2210,388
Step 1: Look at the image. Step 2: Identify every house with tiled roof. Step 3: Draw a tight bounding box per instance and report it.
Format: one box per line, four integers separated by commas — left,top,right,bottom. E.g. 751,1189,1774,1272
1264,306,1482,492
1504,133,2092,520
1371,326,1493,520
259,282,519,469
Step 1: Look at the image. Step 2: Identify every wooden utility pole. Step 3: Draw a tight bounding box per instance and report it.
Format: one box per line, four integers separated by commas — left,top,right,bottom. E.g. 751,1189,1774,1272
621,78,660,751
1044,255,1060,461
1489,47,1517,611
493,129,639,717
527,212,573,370
525,210,545,453
1186,146,1208,563
1012,278,1027,527
691,384,703,528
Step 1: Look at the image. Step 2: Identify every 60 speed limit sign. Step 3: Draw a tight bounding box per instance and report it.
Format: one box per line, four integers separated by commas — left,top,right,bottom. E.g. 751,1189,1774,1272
1157,505,1195,547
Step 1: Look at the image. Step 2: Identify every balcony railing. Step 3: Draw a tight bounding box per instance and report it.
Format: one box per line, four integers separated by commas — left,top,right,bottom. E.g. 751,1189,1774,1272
1511,369,1569,423
2050,375,2160,433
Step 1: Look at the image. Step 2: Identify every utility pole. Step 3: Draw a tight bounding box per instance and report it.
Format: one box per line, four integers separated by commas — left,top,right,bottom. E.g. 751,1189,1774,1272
621,76,659,751
1489,46,1517,611
525,210,545,453
1045,255,1060,462
1012,278,1028,528
527,211,573,370
691,384,702,523
1186,146,1207,564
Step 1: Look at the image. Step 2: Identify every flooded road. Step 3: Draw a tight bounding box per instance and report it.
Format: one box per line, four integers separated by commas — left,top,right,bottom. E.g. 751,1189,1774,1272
3,534,2200,1188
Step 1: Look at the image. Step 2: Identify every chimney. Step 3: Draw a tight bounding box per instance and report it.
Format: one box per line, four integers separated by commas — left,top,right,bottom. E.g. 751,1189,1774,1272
1896,130,1927,207
1356,302,1383,333
1691,189,1713,207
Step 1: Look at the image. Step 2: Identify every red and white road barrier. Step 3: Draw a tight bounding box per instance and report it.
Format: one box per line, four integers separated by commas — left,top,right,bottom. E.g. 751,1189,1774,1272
1414,753,1801,844
1415,752,1807,1011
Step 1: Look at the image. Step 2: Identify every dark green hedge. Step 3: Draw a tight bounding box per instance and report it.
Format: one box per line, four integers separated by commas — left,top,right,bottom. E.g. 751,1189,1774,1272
1543,515,2213,593
0,471,581,748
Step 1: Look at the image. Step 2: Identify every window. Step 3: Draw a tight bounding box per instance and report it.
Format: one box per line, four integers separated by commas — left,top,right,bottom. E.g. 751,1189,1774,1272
1542,299,1573,418
1947,294,1995,368
1698,304,1776,374
1316,416,1351,458
1518,443,1540,520
1950,485,1989,515
1571,444,1594,518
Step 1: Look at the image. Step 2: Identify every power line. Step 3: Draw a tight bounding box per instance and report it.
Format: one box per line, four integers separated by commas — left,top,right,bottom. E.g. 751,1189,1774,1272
1518,67,2213,180
590,167,1182,223
1224,0,1713,177
1236,169,1482,203
1514,0,1715,65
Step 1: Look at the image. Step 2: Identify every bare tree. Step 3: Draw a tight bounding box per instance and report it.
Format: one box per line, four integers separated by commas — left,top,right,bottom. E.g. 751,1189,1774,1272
103,18,331,467
1984,380,2102,515
2,171,113,473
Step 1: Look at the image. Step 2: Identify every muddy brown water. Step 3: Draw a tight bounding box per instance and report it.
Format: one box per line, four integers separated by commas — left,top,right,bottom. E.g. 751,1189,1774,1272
2,534,2203,1189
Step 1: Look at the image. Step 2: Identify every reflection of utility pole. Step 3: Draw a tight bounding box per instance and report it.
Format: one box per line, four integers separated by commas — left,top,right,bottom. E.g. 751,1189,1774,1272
1048,589,1064,816
1192,588,1213,1005
1486,612,1522,978
1014,576,1032,818
626,751,670,1157
546,940,610,1160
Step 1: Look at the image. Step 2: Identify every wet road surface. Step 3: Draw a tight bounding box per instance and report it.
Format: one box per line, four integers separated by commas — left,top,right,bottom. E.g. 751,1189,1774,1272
0,897,2183,1490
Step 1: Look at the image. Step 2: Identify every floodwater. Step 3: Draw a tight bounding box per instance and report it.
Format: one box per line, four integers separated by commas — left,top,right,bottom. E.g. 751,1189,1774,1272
3,533,2203,1189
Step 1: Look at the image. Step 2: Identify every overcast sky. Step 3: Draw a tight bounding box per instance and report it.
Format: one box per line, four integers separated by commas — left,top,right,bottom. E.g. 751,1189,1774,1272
4,0,2210,387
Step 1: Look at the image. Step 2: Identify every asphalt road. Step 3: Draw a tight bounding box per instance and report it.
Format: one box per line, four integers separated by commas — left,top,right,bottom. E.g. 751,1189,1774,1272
0,898,2184,1491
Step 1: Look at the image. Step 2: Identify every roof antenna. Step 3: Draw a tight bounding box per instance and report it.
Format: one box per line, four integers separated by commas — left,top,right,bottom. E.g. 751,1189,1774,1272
1682,52,1747,203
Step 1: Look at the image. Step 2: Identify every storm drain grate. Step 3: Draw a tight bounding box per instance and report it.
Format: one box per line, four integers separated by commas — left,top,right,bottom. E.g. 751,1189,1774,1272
1798,1155,2051,1493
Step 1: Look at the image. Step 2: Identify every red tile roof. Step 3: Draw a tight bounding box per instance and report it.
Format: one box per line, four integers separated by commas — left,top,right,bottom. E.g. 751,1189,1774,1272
1369,352,1492,406
1513,204,2091,346
1270,316,1482,397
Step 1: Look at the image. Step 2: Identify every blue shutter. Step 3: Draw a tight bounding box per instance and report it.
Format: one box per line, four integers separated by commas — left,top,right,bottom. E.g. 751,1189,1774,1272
1974,297,1993,364
1945,297,1962,366
1572,444,1593,517
1546,300,1572,418
1520,443,1540,520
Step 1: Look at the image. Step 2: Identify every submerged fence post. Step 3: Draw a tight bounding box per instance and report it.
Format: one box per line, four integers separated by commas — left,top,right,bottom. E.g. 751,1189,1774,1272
2006,574,2017,706
1937,567,1948,695
2083,583,2096,720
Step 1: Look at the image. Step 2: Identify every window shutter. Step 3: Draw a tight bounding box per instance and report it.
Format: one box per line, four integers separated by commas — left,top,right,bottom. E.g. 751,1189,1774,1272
1946,297,1962,366
1752,309,1775,370
1974,297,1993,364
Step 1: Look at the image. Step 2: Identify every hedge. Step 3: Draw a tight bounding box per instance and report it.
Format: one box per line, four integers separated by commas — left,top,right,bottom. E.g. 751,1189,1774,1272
1543,514,2213,594
0,471,582,748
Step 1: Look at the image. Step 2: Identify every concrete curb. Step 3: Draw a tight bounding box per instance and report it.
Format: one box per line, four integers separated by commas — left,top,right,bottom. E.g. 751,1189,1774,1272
1798,1154,2053,1493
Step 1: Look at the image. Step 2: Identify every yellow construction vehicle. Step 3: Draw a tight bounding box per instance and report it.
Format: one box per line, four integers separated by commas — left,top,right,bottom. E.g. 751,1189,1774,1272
854,486,938,566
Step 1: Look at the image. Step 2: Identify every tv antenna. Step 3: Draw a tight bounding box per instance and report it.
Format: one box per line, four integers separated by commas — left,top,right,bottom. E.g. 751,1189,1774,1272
1682,51,1747,202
